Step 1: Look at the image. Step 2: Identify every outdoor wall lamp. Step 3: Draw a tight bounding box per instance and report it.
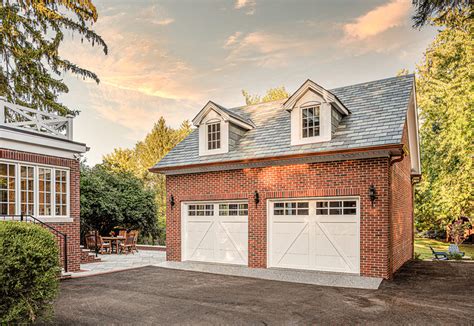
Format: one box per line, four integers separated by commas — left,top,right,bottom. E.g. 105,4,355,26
170,194,175,207
254,191,260,205
368,185,377,207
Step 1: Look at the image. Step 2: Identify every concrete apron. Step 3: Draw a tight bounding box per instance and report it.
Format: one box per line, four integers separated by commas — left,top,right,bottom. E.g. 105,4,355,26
155,261,382,290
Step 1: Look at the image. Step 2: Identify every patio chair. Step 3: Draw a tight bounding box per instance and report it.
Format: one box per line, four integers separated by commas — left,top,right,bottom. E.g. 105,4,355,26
88,235,111,254
85,232,99,251
120,231,135,254
130,230,139,253
448,244,465,257
429,246,448,260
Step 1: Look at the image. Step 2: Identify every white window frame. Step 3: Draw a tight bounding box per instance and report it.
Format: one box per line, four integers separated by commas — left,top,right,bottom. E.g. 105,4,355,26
290,101,332,146
301,106,320,139
198,112,229,156
0,159,72,222
207,121,221,150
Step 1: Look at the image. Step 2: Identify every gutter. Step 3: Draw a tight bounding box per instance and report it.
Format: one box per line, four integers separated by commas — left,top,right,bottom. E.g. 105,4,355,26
150,143,404,174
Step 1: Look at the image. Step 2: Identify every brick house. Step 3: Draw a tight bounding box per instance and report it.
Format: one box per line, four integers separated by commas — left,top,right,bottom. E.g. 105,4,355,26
0,100,87,272
151,75,421,279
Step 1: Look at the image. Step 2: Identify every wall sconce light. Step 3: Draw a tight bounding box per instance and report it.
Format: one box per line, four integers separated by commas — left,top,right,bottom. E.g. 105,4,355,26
254,191,260,205
170,194,175,207
368,185,377,207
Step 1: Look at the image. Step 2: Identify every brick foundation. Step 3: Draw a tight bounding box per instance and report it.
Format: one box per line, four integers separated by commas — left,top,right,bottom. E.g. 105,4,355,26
0,149,81,272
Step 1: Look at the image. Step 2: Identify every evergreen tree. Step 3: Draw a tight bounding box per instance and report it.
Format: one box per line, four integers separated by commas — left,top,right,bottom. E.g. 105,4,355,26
102,118,192,244
0,0,107,115
412,0,471,28
415,8,473,231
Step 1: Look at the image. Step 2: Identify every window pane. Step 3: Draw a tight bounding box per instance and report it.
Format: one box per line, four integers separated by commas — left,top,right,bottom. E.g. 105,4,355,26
343,201,357,208
329,209,342,215
344,208,357,215
316,209,328,215
329,201,342,208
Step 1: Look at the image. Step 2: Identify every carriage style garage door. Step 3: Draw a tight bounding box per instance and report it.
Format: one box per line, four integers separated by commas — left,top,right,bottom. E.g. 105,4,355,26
182,202,248,265
268,198,360,274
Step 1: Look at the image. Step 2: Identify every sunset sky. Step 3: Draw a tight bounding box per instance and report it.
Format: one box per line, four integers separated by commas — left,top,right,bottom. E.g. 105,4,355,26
59,0,436,165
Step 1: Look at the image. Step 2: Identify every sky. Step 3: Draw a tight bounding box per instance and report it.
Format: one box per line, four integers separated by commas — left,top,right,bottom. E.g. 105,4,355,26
58,0,437,165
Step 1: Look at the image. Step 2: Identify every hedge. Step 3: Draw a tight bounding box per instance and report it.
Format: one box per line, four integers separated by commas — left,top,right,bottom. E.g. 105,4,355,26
0,221,60,324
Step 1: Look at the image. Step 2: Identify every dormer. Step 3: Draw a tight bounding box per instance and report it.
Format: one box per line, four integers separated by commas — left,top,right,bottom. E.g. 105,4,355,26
284,80,350,146
192,101,254,156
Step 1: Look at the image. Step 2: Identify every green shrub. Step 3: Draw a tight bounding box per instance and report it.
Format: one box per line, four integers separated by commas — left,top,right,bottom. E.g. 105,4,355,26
0,222,60,323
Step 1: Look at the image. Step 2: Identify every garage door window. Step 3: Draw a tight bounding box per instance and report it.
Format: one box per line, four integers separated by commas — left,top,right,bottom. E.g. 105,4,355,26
316,200,357,215
219,203,248,216
274,202,309,215
188,204,213,216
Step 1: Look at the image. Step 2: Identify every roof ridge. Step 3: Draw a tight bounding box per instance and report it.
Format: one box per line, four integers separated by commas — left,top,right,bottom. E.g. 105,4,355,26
329,74,414,91
228,98,288,111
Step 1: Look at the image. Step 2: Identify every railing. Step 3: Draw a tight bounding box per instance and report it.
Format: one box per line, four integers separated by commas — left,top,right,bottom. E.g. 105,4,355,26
80,221,99,257
0,99,74,140
0,214,69,272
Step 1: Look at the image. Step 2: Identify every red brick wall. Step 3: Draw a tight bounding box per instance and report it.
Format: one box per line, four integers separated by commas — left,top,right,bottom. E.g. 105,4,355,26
390,125,414,274
0,149,81,272
166,157,394,278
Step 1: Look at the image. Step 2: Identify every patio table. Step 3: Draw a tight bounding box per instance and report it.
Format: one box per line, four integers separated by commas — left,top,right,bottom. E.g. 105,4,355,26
102,236,126,254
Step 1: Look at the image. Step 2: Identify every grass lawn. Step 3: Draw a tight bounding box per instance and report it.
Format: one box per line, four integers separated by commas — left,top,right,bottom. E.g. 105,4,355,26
415,237,474,260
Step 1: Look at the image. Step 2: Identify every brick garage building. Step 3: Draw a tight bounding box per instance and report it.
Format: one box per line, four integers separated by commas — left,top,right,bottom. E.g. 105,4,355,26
152,75,421,279
0,102,88,272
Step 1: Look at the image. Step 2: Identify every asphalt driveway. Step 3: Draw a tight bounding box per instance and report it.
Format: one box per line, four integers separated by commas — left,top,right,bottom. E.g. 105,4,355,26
53,261,473,325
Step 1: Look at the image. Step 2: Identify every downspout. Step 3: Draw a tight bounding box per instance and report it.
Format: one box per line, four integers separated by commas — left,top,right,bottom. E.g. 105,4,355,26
387,149,406,277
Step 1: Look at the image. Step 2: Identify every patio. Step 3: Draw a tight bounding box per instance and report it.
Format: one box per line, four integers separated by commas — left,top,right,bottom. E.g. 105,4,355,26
74,250,166,277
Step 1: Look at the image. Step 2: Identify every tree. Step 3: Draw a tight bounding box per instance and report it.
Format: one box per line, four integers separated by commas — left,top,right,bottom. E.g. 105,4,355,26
242,86,289,105
414,8,473,232
0,0,107,115
80,165,157,239
102,118,192,244
412,0,471,28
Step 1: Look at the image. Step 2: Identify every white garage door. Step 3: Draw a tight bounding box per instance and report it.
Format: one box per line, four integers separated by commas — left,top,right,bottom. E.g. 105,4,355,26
268,198,360,273
182,202,248,265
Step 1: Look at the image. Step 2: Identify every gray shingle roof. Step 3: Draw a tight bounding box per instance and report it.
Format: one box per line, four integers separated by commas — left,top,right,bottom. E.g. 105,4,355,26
153,74,414,170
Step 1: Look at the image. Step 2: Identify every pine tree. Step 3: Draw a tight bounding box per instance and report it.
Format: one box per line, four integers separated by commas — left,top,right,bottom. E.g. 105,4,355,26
0,0,107,115
102,117,192,244
415,8,473,231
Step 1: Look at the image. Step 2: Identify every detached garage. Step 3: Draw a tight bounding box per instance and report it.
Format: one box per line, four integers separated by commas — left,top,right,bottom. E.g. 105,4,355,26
152,75,421,279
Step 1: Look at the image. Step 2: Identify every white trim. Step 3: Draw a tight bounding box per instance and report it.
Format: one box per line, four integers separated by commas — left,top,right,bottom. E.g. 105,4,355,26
284,80,349,115
0,159,73,222
267,196,360,274
0,127,88,159
192,101,254,130
198,113,229,156
291,102,332,145
407,83,421,175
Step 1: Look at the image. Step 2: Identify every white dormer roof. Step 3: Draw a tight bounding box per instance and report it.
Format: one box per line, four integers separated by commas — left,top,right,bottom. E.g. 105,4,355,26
283,79,350,116
192,101,255,130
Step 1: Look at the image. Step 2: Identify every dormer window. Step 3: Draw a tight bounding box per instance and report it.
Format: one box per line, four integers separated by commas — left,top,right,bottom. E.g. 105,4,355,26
302,106,320,138
207,122,221,150
284,80,350,146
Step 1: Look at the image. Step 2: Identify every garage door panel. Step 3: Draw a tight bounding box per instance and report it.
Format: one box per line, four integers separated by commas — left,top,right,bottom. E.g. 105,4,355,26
269,198,360,274
183,202,248,266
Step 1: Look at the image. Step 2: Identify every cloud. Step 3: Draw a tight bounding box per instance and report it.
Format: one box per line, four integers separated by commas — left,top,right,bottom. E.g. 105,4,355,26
223,31,313,67
234,0,256,15
151,18,174,26
343,0,411,41
88,83,198,135
224,32,242,47
60,10,203,103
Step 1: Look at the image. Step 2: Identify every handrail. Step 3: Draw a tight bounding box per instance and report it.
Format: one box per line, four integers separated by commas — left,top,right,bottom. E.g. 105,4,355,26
0,214,69,272
80,221,99,257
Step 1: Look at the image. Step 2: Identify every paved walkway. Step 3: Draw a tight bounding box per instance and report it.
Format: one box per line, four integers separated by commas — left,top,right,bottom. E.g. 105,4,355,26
73,250,166,277
156,261,382,289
